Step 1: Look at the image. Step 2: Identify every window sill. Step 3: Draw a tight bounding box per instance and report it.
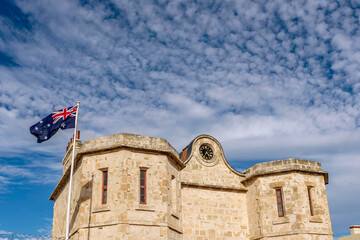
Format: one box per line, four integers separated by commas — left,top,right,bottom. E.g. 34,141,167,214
92,205,110,213
272,217,290,225
136,204,155,212
310,216,322,223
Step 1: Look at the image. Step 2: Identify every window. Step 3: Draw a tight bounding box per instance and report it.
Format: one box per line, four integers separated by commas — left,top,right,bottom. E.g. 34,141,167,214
140,170,146,204
276,188,284,217
308,187,314,216
102,170,108,204
171,175,177,212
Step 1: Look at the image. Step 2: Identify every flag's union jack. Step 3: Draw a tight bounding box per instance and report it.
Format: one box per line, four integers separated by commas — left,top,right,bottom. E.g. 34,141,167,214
52,105,78,124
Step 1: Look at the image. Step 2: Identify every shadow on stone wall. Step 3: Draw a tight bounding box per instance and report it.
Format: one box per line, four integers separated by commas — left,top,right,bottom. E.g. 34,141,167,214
69,176,93,239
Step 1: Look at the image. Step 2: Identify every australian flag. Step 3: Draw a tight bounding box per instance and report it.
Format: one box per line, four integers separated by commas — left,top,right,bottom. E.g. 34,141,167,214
30,105,78,143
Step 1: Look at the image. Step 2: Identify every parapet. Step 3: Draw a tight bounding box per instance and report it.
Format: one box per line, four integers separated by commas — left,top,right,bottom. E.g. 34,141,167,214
79,133,181,161
242,158,329,184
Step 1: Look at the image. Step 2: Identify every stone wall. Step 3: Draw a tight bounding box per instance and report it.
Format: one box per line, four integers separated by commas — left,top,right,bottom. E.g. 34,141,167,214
52,150,84,238
51,178,68,239
181,187,248,240
50,133,333,240
243,159,332,240
180,135,249,239
51,133,184,240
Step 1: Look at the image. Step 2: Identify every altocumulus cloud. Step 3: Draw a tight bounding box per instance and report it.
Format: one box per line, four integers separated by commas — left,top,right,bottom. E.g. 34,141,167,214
0,0,360,238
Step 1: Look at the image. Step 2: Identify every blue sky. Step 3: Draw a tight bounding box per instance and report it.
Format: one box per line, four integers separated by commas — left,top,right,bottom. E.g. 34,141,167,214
0,0,359,238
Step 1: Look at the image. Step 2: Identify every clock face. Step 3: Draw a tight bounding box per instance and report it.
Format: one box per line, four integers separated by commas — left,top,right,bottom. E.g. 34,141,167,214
199,144,214,160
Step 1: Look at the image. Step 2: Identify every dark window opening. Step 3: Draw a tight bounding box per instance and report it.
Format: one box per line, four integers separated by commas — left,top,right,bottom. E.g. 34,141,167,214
276,188,284,217
308,187,314,216
140,170,146,204
102,170,108,204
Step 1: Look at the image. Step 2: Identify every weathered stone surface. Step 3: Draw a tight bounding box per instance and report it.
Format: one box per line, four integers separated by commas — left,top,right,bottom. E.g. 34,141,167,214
50,133,333,240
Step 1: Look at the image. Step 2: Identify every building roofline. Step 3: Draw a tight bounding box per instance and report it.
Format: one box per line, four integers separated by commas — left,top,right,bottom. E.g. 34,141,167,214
241,158,329,184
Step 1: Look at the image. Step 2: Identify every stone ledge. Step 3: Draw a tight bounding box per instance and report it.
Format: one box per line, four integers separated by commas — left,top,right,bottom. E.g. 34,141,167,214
135,204,156,212
305,181,316,187
309,215,323,223
92,205,110,213
269,181,286,189
181,181,247,192
272,216,290,225
250,230,333,240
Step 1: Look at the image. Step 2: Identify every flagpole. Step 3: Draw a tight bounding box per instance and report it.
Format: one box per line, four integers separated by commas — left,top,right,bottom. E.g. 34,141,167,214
65,101,80,240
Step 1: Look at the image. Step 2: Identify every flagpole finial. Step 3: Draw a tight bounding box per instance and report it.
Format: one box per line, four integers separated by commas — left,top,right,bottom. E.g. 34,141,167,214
77,101,80,104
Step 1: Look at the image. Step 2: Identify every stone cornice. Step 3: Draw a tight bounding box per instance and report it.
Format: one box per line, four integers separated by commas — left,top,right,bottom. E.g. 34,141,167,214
181,181,247,192
79,133,183,166
242,158,329,184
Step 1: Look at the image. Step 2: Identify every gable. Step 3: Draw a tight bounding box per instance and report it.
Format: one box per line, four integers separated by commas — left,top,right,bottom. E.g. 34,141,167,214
180,135,246,190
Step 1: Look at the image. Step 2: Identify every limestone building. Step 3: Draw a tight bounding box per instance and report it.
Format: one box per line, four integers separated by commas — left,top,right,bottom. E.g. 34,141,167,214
50,133,333,239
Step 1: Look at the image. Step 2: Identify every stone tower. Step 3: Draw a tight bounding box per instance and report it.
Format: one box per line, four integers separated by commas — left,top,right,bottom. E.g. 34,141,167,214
50,133,333,239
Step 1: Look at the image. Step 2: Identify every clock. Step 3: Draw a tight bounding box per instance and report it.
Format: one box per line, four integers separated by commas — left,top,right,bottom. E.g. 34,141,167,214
199,144,214,160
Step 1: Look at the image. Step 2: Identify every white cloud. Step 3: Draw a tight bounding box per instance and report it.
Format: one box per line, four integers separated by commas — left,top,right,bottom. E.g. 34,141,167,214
332,34,353,50
36,218,52,236
0,0,359,237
